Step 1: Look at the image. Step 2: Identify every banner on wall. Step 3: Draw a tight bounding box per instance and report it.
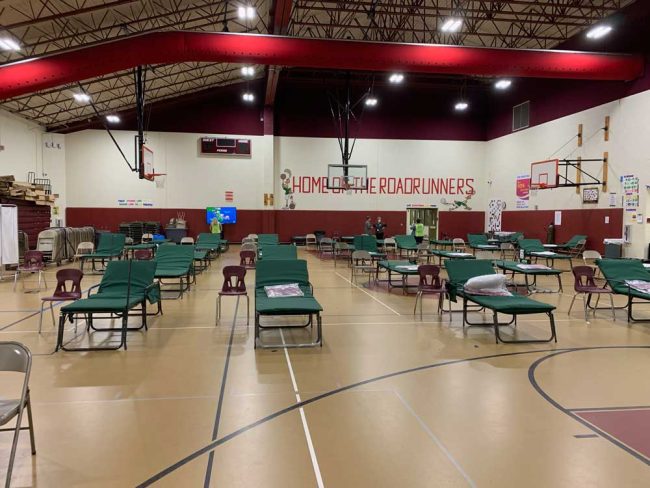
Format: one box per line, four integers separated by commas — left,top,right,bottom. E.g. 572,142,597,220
117,199,154,207
488,199,505,232
516,174,530,209
621,175,639,212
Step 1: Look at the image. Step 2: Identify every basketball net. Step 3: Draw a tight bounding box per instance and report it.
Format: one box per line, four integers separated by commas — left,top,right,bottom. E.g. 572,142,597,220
155,174,166,189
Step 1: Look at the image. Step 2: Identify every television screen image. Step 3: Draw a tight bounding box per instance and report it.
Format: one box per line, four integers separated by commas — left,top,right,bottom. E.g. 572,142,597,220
206,207,237,225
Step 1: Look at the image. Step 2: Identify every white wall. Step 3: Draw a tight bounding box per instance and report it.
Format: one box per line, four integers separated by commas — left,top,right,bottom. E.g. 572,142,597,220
65,130,271,209
485,90,650,257
0,110,66,224
275,136,486,211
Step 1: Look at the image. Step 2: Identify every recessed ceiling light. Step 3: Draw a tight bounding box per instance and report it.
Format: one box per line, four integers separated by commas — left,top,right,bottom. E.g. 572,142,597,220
389,73,404,84
495,79,512,90
586,25,612,39
441,18,462,33
73,93,91,103
454,101,469,111
106,115,120,123
241,66,255,77
238,5,255,20
0,38,20,51
242,92,255,102
365,97,378,107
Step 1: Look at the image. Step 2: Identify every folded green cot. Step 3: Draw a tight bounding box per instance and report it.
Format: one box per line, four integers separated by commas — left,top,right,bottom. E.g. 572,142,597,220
258,234,280,246
259,244,298,260
57,260,159,351
394,235,418,257
80,233,126,272
519,239,574,268
555,234,587,256
597,258,650,322
155,244,195,298
196,233,222,259
446,259,557,344
467,234,499,252
255,259,323,348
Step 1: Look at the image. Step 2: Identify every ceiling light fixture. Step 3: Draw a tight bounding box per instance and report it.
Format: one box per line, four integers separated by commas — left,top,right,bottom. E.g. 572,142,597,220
454,101,469,111
241,66,255,77
0,38,20,51
365,97,378,107
238,5,256,20
495,79,512,90
73,93,91,103
389,73,404,84
106,115,120,123
242,92,255,102
586,25,612,39
441,18,462,33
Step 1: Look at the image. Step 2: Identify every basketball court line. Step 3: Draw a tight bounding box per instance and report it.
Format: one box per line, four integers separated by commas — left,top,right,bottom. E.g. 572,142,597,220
335,272,401,316
393,390,476,487
280,330,325,488
569,405,650,412
203,296,240,488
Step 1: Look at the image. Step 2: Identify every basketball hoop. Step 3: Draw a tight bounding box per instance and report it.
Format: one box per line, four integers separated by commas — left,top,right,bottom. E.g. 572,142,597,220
145,173,167,189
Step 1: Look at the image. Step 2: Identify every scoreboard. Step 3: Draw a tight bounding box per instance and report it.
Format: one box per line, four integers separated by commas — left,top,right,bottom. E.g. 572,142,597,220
200,137,251,155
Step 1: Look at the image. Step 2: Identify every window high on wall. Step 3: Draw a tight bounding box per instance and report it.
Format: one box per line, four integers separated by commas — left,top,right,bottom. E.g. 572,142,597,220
512,101,530,132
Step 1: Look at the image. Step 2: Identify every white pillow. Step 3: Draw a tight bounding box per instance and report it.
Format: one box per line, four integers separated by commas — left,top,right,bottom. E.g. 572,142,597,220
465,274,507,291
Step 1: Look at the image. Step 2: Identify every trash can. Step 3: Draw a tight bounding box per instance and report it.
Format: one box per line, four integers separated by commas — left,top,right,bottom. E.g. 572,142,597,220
604,243,622,258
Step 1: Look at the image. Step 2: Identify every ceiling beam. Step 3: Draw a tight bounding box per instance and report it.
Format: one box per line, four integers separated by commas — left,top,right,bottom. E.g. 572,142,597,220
0,31,643,100
265,0,294,106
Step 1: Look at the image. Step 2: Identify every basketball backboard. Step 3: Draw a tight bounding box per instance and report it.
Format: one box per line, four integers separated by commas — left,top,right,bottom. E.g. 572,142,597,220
326,164,368,190
530,159,559,189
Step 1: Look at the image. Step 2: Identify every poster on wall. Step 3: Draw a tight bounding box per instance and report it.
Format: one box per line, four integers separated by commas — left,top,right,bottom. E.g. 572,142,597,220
488,199,505,232
516,174,530,209
621,175,639,212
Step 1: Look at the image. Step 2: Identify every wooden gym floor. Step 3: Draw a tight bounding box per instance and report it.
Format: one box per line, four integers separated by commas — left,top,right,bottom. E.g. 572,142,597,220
0,247,649,487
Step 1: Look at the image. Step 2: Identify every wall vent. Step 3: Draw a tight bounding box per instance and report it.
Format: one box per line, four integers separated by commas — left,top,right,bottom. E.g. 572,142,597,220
512,101,530,132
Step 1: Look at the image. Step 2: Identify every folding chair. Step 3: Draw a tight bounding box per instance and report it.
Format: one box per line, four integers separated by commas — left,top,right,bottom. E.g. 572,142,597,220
216,266,249,325
13,251,47,292
39,269,83,333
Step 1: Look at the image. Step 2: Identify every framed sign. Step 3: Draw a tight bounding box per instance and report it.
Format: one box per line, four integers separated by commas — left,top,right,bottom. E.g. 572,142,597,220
583,187,599,204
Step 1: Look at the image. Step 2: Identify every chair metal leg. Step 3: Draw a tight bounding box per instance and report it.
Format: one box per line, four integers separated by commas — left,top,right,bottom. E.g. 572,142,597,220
246,295,250,325
583,294,589,322
13,271,18,292
38,301,45,334
49,302,56,327
413,291,420,316
609,294,616,321
568,293,577,315
26,392,36,455
215,295,221,325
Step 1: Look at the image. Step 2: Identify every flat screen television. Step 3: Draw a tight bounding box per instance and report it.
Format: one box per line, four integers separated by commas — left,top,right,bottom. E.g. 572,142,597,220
206,207,237,225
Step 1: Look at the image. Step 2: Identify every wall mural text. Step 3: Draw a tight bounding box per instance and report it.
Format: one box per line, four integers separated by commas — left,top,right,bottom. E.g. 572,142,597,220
292,176,476,195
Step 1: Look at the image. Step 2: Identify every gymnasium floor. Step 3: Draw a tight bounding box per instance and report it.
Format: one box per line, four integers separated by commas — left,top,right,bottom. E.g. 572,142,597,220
1,247,649,487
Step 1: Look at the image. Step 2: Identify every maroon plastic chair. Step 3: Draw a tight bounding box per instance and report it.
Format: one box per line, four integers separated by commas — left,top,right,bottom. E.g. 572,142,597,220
39,269,83,333
14,250,47,292
133,249,154,260
239,250,256,269
569,266,615,322
413,265,447,319
216,265,249,325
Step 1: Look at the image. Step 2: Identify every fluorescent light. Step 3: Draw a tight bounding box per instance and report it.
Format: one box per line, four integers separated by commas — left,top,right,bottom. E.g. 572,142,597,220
586,25,612,39
106,115,120,123
0,38,20,51
454,101,468,111
242,92,255,102
495,79,512,90
389,73,404,84
241,66,255,76
441,18,462,33
365,97,378,107
73,93,91,103
238,5,255,20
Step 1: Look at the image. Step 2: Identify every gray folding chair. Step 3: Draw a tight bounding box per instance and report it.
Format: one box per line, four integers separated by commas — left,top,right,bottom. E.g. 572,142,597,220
0,342,36,488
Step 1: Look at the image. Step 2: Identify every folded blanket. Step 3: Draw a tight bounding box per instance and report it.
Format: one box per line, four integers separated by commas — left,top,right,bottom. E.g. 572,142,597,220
625,280,650,295
265,283,305,298
464,274,512,296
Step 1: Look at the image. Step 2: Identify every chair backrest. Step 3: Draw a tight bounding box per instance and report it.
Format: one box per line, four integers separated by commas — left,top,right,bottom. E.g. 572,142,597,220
242,237,255,245
418,264,443,288
96,233,126,254
572,266,598,290
0,341,31,374
582,250,602,261
53,269,83,298
452,238,465,245
76,241,95,255
180,237,195,245
240,250,256,266
500,243,515,250
248,233,258,240
335,242,350,251
351,250,372,263
261,244,298,260
241,243,257,252
23,250,44,268
306,233,316,241
417,242,429,251
222,265,246,293
320,238,334,250
142,233,153,242
134,249,154,260
383,237,396,248
256,259,310,289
